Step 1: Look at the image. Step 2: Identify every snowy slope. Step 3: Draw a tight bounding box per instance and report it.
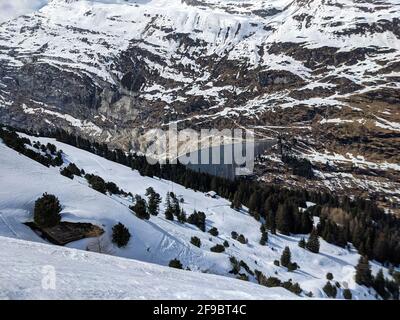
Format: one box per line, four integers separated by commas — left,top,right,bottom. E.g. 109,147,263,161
0,236,295,300
0,133,396,299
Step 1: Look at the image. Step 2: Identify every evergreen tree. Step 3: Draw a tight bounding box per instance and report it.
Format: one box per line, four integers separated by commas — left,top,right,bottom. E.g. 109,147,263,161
355,256,373,287
373,269,387,299
187,211,206,232
300,211,313,234
172,197,181,217
190,236,201,248
322,281,337,298
231,191,242,210
372,233,388,263
343,288,352,300
169,259,183,269
280,246,292,268
260,231,268,246
209,227,219,237
34,193,62,228
60,167,74,179
298,238,306,248
248,192,259,215
85,174,107,194
210,244,225,253
165,207,174,221
112,223,131,248
146,187,161,216
66,163,81,176
276,202,292,235
306,228,320,253
131,195,149,220
164,193,174,221
177,209,187,223
326,272,334,281
237,234,248,245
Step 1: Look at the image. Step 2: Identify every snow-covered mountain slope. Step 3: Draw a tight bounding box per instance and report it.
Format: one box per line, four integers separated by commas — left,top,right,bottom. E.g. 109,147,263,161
0,236,296,300
0,132,396,299
0,0,399,205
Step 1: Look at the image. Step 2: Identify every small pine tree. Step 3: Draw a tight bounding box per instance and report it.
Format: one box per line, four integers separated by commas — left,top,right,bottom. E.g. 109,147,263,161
306,228,320,253
323,281,337,298
355,256,373,287
237,234,248,245
66,163,81,176
187,211,206,231
326,272,334,281
190,236,201,248
343,288,352,300
287,262,298,272
112,223,131,248
169,259,183,269
210,244,225,253
276,202,292,235
131,195,149,220
164,194,175,221
34,193,62,228
209,227,219,237
231,191,242,210
265,277,282,288
146,187,161,216
280,246,291,268
260,231,268,246
165,207,174,221
177,209,187,223
60,167,74,179
373,269,387,299
298,238,306,248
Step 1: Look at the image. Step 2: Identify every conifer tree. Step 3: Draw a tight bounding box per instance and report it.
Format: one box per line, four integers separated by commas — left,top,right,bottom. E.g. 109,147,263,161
146,187,161,216
298,238,306,248
373,269,387,299
231,191,242,210
260,231,268,246
177,209,187,223
131,195,149,220
190,236,201,248
112,223,131,248
209,227,219,237
355,256,373,287
164,193,174,221
372,233,388,263
276,202,292,235
306,228,320,253
322,281,337,298
169,259,183,269
248,192,258,215
280,246,292,268
343,288,352,300
34,193,62,228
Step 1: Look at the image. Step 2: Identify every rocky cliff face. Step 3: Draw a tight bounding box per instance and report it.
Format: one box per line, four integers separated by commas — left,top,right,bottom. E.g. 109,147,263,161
0,0,399,208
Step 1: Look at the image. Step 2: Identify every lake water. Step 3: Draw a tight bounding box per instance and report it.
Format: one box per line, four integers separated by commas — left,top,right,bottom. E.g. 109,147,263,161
178,139,276,180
